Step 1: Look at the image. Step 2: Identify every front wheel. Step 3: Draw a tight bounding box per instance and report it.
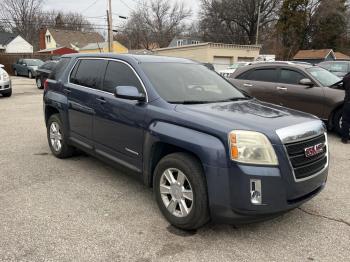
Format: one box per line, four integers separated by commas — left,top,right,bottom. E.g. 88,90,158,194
47,114,74,158
28,71,33,79
154,152,209,230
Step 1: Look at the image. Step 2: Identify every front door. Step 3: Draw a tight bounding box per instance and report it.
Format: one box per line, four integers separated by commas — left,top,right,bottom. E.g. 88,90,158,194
277,68,325,118
93,60,147,171
66,59,107,147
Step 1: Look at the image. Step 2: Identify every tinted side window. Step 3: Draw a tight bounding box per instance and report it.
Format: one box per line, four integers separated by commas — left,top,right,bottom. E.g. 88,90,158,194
237,70,253,80
279,69,306,85
71,59,106,89
49,57,71,81
248,69,277,82
103,61,143,93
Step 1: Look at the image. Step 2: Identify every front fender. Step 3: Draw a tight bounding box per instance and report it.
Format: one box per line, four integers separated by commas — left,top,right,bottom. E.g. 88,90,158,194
143,121,228,186
44,91,69,129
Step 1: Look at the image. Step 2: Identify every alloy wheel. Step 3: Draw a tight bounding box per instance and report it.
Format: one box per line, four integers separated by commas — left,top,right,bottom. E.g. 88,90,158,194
159,168,193,218
36,78,42,88
49,122,63,152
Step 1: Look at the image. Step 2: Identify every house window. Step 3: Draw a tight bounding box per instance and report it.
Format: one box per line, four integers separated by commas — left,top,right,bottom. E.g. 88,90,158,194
177,40,184,47
191,40,199,45
46,35,51,43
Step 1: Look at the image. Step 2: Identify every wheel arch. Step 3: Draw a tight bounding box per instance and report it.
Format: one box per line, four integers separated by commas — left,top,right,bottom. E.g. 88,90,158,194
328,102,344,130
143,121,227,187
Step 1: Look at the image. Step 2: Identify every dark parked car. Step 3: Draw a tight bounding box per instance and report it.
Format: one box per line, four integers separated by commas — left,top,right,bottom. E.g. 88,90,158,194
35,60,58,89
230,62,345,134
44,54,328,230
318,61,350,78
12,59,44,78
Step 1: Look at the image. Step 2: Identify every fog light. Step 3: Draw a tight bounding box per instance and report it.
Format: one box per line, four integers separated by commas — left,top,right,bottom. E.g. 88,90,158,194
250,179,262,205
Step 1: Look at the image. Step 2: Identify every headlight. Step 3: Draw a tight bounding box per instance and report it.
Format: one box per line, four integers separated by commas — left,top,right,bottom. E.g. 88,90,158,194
228,130,278,165
1,70,9,81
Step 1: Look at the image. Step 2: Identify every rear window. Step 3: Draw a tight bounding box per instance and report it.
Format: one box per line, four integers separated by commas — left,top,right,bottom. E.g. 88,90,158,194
49,57,71,81
70,59,106,89
239,68,277,82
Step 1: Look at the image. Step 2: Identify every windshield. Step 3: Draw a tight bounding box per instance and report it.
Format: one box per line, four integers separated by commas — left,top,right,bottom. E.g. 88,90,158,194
25,59,44,66
141,63,246,104
306,67,341,86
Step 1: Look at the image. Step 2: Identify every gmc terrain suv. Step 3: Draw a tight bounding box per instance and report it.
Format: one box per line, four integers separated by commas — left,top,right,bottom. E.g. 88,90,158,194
230,62,345,134
44,54,328,230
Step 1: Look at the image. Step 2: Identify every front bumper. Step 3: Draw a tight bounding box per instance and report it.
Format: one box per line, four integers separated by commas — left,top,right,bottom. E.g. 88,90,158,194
205,152,328,224
0,79,11,94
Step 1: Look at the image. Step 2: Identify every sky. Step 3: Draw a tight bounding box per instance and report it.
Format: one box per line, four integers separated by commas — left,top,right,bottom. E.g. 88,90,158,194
43,0,200,29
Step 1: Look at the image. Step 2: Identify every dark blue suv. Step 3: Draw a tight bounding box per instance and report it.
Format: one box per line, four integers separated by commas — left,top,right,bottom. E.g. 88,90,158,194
44,54,329,230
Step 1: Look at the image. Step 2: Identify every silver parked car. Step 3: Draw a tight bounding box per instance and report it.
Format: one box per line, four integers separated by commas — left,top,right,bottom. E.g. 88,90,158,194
0,64,12,97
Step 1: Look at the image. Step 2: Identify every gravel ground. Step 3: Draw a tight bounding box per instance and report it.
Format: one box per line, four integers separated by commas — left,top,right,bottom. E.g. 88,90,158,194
0,77,349,262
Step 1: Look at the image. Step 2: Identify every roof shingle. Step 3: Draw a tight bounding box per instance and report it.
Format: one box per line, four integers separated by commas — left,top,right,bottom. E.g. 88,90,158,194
0,32,17,45
48,29,104,49
293,49,334,60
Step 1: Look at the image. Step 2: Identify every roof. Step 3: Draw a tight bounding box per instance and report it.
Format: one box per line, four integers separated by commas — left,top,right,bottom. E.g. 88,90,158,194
155,42,261,52
37,46,75,53
0,32,17,45
62,53,196,64
47,29,104,49
334,52,350,60
293,49,334,60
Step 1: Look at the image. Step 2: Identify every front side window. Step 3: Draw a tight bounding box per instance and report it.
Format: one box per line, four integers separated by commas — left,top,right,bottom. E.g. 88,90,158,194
141,62,245,104
70,59,106,89
279,69,306,85
103,61,143,93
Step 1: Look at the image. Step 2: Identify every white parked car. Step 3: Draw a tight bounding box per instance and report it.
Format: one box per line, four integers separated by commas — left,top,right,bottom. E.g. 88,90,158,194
219,62,251,78
0,64,12,97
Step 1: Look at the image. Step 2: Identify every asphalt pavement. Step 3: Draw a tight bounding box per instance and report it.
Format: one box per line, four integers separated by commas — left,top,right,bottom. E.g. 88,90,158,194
0,77,349,262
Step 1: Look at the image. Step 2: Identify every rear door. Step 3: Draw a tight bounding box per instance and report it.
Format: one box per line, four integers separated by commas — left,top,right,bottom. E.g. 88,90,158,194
277,67,325,117
233,67,280,104
66,59,107,148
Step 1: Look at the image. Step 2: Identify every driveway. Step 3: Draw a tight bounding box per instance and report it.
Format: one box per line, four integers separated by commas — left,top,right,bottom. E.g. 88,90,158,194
0,77,349,261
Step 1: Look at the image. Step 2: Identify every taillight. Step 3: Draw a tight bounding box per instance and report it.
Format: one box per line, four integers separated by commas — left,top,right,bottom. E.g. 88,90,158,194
44,79,49,91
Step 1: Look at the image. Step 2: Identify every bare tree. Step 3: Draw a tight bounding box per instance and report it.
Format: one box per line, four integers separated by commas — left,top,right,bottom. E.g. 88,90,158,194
0,0,43,47
123,0,191,49
200,0,280,44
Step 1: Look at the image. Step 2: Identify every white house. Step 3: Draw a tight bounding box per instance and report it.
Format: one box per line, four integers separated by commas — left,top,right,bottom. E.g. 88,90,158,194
0,32,33,54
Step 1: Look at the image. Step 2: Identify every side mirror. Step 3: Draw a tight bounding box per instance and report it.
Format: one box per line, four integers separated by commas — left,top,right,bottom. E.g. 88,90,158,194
114,86,146,102
299,78,314,87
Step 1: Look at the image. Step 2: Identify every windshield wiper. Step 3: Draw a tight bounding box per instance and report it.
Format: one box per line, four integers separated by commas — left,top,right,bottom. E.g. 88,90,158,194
169,100,216,104
217,97,252,102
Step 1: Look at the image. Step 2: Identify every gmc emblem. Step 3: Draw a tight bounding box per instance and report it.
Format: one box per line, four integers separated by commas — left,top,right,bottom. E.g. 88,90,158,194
305,143,324,158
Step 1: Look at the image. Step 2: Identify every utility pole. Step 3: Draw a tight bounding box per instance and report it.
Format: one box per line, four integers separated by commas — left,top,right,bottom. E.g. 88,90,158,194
255,0,261,45
107,0,113,52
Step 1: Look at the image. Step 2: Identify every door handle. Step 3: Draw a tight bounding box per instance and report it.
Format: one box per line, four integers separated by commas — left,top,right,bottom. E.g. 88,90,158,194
63,88,71,94
96,97,106,104
276,86,288,91
244,83,253,87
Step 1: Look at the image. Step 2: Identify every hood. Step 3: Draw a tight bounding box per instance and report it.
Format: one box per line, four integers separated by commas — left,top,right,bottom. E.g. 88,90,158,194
175,99,320,144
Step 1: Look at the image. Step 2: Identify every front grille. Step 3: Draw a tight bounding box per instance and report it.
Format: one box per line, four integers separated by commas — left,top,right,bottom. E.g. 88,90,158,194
285,134,327,180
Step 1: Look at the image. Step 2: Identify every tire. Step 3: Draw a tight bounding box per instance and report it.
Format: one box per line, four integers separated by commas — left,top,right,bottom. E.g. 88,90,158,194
47,114,74,159
153,152,209,230
36,77,43,89
28,71,32,79
333,108,343,135
2,89,12,97
14,70,18,76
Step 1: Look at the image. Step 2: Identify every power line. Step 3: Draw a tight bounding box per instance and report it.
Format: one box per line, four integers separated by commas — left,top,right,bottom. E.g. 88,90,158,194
82,0,100,14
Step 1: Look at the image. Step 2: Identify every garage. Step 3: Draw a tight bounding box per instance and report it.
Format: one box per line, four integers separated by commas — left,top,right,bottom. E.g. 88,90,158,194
213,56,232,71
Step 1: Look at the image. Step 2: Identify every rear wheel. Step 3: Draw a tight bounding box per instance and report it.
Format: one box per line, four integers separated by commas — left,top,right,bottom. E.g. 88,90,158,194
47,114,74,158
154,152,209,230
36,77,42,89
333,108,343,135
